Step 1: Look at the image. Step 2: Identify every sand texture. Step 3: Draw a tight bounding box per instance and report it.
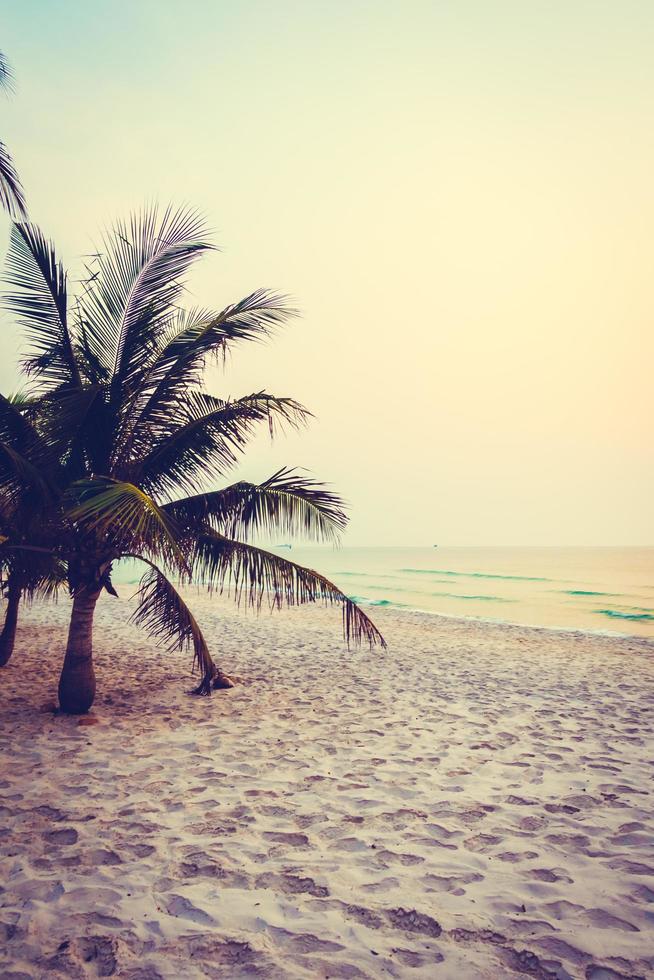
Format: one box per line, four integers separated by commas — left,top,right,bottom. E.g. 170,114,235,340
1,595,653,979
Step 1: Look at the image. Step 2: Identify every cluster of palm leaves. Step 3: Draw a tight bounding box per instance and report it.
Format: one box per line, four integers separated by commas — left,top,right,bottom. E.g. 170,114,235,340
0,206,384,712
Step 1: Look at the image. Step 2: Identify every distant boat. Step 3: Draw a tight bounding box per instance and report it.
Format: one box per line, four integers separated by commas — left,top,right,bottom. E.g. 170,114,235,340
433,544,438,548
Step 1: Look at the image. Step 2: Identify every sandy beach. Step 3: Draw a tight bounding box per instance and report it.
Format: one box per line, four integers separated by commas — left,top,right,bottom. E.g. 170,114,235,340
1,595,653,979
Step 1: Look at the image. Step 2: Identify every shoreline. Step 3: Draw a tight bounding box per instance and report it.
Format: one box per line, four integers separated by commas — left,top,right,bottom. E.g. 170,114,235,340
1,595,653,978
258,544,654,642
350,598,654,645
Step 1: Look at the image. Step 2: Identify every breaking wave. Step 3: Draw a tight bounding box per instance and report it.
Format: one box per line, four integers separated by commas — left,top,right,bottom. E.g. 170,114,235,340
399,568,549,582
596,609,654,622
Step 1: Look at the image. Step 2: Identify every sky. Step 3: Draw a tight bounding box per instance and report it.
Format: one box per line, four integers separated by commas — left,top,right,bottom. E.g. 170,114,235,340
1,1,652,546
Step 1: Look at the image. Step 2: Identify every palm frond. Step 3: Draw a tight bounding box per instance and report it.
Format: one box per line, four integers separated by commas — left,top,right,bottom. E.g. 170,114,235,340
0,141,27,220
0,442,53,505
0,52,15,93
76,204,212,388
116,292,297,464
193,531,386,648
132,392,310,496
21,554,68,602
0,391,42,455
148,289,296,385
67,477,187,572
75,317,111,386
3,223,77,389
129,557,217,694
0,394,55,501
35,385,118,481
165,468,348,543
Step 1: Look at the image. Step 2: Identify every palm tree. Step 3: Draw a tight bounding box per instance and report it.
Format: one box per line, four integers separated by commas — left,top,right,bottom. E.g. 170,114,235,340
0,553,65,667
1,207,384,713
0,51,27,219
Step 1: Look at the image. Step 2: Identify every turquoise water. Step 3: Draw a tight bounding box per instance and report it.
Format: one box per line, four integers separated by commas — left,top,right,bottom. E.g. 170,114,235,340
276,546,654,638
112,547,654,639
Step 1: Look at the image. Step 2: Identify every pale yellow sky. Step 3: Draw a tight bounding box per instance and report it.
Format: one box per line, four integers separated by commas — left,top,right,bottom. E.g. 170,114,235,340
2,1,653,544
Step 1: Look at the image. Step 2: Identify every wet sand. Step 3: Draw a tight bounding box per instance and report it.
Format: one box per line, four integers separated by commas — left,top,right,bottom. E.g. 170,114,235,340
1,594,653,979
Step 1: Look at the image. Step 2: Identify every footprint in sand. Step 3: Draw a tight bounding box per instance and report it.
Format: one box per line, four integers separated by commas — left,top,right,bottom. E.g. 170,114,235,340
10,878,64,901
604,858,654,875
256,872,329,897
165,895,216,924
360,876,400,892
262,829,311,847
497,850,538,862
422,872,484,893
267,926,345,955
463,833,503,852
87,848,122,866
630,884,654,903
529,868,573,883
374,849,425,866
582,908,639,931
44,827,78,845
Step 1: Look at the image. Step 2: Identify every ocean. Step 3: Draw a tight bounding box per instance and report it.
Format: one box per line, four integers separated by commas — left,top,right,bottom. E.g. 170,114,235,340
274,546,654,639
112,546,654,639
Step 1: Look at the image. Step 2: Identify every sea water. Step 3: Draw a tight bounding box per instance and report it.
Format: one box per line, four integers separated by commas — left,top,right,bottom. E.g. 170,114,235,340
277,546,654,639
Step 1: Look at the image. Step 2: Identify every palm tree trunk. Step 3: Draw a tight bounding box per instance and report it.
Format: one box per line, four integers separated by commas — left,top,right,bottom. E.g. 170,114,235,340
0,580,21,667
58,586,101,714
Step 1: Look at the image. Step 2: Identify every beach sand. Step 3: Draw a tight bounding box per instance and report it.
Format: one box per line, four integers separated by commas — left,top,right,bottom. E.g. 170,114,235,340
1,594,653,979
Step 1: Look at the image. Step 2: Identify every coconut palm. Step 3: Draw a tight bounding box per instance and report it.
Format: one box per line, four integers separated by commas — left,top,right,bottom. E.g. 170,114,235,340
1,207,384,713
0,553,66,666
0,51,27,219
